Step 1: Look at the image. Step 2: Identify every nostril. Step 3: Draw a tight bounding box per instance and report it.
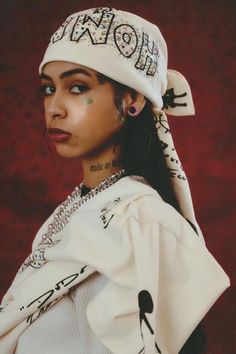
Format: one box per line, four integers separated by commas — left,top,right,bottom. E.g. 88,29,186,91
47,106,66,119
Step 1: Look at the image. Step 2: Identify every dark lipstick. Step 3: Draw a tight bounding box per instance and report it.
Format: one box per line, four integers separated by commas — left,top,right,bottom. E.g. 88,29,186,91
47,127,71,142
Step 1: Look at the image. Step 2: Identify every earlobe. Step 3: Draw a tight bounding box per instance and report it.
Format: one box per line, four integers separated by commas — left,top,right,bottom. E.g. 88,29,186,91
123,91,146,117
128,106,138,116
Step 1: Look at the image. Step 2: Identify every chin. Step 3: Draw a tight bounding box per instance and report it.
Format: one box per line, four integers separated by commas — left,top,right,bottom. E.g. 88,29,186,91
54,145,82,159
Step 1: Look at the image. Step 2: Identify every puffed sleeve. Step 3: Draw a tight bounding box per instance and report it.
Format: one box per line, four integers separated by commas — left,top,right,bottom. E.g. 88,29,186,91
87,195,230,354
126,196,230,353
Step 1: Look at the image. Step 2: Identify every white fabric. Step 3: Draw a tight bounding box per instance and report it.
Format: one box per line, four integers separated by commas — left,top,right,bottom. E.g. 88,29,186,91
15,273,111,354
0,176,230,354
39,8,195,115
164,70,195,116
39,7,168,109
153,109,202,238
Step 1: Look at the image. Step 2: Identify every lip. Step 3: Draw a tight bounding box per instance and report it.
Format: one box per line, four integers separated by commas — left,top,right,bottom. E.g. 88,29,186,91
47,127,71,143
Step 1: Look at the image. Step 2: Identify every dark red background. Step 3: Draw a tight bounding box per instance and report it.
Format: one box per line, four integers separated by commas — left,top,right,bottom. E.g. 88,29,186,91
1,0,235,352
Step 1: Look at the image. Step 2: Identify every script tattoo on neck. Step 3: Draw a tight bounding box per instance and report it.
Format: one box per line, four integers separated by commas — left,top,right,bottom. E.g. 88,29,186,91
90,160,119,172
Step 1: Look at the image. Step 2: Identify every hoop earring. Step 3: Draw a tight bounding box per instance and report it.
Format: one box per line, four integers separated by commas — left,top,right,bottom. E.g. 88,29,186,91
128,106,137,116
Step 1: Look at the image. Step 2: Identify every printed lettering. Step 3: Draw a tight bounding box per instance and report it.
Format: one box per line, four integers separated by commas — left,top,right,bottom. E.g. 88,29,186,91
49,8,160,78
155,115,170,134
24,267,88,326
114,24,138,58
103,214,114,229
51,16,76,43
27,290,54,309
93,7,113,14
80,265,88,274
55,273,79,291
135,32,159,76
26,303,52,325
169,168,186,180
161,141,169,150
71,12,115,44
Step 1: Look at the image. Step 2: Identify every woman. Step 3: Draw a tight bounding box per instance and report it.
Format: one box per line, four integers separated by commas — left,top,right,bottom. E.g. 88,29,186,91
0,7,230,354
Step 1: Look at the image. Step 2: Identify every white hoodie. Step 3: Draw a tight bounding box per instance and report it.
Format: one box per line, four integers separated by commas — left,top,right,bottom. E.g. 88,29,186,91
0,176,230,354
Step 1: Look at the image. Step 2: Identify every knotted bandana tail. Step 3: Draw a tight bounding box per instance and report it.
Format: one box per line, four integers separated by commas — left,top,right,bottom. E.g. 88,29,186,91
153,69,203,239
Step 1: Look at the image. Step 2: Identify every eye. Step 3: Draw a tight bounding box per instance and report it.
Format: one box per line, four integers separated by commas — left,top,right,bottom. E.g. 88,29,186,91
39,84,55,96
70,84,89,94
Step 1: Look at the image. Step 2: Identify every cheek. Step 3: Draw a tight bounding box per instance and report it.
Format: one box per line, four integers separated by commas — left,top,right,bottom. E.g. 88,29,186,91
44,109,49,126
44,100,51,126
105,105,122,132
77,97,120,130
92,94,121,129
70,104,88,127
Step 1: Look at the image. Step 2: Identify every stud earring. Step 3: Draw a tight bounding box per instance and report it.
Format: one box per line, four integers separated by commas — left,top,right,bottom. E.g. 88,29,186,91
128,106,137,116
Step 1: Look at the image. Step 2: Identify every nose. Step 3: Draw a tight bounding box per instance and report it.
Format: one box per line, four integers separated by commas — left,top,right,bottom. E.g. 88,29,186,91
45,93,66,120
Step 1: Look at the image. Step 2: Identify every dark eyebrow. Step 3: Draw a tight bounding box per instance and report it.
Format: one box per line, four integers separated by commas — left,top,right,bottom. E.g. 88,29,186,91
40,68,93,81
60,68,92,79
40,73,52,80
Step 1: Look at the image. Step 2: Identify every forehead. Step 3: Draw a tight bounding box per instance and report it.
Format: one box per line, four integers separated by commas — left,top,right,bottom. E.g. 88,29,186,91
41,61,97,78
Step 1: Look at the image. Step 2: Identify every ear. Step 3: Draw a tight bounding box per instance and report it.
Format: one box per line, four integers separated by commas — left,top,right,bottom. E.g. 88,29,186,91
122,91,146,117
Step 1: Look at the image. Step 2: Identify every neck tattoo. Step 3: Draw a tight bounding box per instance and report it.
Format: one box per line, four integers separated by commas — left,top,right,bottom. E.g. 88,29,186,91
90,159,119,172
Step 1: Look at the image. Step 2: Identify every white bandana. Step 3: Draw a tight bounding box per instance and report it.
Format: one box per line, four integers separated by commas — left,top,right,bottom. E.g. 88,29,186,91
39,7,199,235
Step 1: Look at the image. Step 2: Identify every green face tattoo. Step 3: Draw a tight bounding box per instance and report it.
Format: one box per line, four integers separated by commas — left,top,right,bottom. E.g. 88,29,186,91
86,97,93,105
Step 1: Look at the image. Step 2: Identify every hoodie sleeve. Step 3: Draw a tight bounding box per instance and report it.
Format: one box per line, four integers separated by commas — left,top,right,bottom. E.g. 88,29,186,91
87,195,230,354
126,196,230,354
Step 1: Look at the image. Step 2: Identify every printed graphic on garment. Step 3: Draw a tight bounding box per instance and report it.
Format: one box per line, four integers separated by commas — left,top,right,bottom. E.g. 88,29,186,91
50,7,159,76
100,197,121,229
19,237,60,272
162,88,187,110
138,290,162,353
155,113,186,181
0,303,8,313
21,267,88,325
155,113,170,134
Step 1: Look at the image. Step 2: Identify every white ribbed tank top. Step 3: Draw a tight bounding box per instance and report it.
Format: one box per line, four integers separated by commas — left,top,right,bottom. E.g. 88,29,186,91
15,272,112,354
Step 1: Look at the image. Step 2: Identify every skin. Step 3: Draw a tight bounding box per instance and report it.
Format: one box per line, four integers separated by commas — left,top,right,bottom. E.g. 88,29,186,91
40,61,146,187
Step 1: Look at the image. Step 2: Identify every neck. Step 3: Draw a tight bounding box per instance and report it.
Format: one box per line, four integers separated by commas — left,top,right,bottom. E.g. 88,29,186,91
81,147,123,188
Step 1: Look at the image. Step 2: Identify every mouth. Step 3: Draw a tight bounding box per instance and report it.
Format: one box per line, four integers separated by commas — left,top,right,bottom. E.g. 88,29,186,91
47,127,72,143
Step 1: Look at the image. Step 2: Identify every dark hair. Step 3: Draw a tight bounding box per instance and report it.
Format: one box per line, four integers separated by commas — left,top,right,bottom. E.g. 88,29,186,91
97,72,179,211
97,73,207,354
121,101,180,211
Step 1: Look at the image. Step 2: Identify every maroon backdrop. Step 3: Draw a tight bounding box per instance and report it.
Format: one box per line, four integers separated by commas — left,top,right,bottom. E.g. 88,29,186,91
1,0,235,352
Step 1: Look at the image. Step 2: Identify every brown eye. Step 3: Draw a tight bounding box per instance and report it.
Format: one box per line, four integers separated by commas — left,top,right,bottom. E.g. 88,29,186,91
70,84,88,94
39,85,55,96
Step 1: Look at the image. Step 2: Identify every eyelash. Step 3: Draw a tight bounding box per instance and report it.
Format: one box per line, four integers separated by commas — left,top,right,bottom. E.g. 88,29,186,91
39,84,89,96
39,85,55,96
70,84,89,95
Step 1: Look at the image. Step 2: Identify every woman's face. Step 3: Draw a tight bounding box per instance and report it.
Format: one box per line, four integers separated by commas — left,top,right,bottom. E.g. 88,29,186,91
40,61,122,159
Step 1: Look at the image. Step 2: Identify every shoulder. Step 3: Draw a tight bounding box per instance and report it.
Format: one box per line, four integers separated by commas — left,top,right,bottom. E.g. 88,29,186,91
120,193,183,236
109,176,183,236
